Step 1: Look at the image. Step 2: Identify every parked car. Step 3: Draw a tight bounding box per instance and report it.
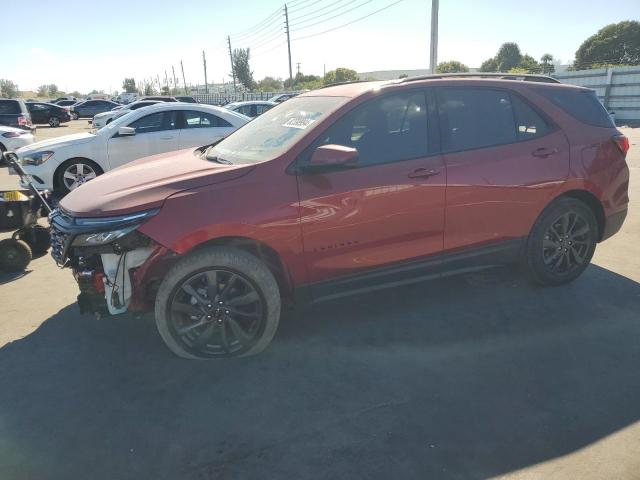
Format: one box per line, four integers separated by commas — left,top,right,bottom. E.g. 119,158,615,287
268,93,297,103
48,76,629,360
0,126,34,159
0,99,34,131
26,102,72,127
117,92,139,104
16,102,249,195
54,99,79,107
175,96,197,103
139,96,178,102
225,101,276,118
92,100,160,129
70,100,120,119
52,96,78,103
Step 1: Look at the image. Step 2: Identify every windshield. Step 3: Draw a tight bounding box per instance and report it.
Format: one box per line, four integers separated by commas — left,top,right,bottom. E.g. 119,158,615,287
207,96,346,164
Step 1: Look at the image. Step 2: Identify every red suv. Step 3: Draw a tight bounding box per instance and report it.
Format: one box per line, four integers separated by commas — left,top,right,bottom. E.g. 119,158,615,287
50,74,630,359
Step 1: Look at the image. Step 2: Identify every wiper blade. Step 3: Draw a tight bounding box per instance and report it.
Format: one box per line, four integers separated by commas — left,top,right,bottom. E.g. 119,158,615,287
207,156,232,164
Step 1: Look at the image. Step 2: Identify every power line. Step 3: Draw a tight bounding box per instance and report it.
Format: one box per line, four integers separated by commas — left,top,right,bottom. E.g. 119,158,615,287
293,0,405,41
228,6,282,40
291,0,374,31
235,22,284,49
288,0,324,13
289,0,349,22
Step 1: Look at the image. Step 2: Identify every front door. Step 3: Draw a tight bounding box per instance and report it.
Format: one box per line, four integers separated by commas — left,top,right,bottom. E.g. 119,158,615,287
296,89,446,295
107,110,180,169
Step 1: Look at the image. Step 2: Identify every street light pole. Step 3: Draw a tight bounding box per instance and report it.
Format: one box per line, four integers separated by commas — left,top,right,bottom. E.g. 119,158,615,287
429,0,439,74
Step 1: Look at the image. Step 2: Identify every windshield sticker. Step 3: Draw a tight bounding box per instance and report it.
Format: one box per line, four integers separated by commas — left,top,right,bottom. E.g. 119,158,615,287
282,116,316,129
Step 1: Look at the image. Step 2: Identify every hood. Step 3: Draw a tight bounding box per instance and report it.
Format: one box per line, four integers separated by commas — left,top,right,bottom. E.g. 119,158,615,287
60,148,254,217
94,111,115,118
17,132,95,154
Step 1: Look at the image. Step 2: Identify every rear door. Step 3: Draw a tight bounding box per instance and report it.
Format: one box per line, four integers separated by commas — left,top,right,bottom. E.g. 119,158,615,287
436,86,570,258
28,103,49,123
296,89,446,291
178,110,236,149
106,110,180,169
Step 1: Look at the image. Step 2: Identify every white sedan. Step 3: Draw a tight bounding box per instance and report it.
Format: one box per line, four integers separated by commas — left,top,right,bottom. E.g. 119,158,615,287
16,103,249,195
0,126,35,157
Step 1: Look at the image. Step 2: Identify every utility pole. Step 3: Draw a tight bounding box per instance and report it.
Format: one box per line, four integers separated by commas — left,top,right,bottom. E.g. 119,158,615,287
202,50,209,94
284,4,293,84
172,66,178,94
156,75,161,91
429,0,439,74
165,70,169,91
180,60,188,94
227,36,236,93
296,62,301,75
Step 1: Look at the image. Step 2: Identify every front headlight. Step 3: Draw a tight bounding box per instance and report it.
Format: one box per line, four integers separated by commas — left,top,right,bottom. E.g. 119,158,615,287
72,225,139,246
21,151,54,166
70,209,159,246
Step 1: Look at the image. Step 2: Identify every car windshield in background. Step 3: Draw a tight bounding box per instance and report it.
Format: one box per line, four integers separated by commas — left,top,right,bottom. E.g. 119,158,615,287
207,96,346,164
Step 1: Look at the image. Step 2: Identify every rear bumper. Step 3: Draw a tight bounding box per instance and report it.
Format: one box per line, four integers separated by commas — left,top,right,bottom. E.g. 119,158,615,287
601,208,627,241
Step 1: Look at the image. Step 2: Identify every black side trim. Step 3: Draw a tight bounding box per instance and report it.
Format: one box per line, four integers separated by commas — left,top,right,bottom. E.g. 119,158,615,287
296,238,524,304
601,208,627,242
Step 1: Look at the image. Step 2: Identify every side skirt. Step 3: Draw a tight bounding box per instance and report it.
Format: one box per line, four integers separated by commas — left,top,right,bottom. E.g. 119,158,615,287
295,238,525,304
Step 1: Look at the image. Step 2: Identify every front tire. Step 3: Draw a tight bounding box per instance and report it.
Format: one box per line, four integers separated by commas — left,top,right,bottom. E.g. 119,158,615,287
155,247,281,359
54,158,103,196
49,117,60,127
525,197,598,286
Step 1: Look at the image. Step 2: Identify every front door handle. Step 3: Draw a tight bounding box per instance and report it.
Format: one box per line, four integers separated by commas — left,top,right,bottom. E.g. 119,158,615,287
532,147,558,158
408,168,441,179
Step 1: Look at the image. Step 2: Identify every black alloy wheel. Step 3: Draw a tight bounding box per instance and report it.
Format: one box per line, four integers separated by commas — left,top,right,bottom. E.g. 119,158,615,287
542,211,591,273
168,269,266,358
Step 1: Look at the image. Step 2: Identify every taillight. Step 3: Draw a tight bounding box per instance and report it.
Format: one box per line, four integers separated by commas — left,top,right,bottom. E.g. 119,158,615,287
17,115,27,126
613,134,629,154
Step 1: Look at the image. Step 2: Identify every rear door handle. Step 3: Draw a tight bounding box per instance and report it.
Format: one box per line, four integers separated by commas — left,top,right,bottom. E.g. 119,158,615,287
408,168,441,179
532,147,558,158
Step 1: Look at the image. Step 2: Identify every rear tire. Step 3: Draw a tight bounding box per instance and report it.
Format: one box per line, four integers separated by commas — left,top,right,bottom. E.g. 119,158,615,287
0,239,32,272
155,246,281,359
49,117,60,127
524,197,598,286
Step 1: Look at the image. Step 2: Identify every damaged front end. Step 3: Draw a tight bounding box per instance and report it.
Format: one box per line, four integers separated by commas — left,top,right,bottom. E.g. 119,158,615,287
49,208,169,317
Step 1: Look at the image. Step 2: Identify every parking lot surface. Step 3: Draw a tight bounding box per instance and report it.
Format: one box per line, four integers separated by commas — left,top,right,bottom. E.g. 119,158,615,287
0,122,639,479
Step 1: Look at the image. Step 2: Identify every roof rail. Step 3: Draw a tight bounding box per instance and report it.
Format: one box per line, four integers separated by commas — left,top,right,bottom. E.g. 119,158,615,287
317,80,373,89
399,72,560,84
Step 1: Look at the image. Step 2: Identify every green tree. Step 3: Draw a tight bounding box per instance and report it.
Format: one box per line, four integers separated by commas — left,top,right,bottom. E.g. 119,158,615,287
0,79,19,98
122,77,138,93
323,67,359,85
574,21,640,69
69,90,82,98
161,86,170,95
540,53,555,74
495,42,522,71
231,48,255,90
144,83,156,96
436,60,469,73
518,54,541,73
257,76,283,91
479,57,498,72
47,84,59,97
36,85,49,97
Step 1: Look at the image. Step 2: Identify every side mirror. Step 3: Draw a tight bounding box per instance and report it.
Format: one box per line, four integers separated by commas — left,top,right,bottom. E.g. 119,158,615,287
117,126,136,137
303,144,359,173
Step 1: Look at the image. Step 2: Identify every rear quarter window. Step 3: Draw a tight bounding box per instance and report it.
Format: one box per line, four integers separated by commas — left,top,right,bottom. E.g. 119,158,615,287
0,100,21,114
535,88,614,128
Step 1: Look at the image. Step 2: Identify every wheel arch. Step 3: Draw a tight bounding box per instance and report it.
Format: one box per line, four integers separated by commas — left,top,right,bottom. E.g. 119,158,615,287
53,157,103,191
189,236,294,302
551,189,605,241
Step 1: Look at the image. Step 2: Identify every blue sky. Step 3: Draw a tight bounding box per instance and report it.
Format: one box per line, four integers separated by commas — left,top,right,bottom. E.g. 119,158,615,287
2,0,637,93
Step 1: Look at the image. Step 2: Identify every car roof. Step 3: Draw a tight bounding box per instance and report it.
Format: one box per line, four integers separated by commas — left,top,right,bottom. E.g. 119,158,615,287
129,101,247,117
299,74,589,98
227,101,277,107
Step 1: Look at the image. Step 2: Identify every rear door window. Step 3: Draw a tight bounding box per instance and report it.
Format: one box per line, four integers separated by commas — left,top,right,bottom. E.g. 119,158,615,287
437,88,517,152
534,88,614,128
129,111,177,133
511,95,550,139
0,101,20,114
183,110,232,128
